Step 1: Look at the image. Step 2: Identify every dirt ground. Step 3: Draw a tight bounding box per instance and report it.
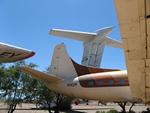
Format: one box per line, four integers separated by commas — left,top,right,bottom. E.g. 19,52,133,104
0,101,149,113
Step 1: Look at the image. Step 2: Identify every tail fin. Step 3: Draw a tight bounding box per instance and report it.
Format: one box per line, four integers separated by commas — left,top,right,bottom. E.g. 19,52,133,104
48,43,119,79
49,27,122,67
48,44,77,80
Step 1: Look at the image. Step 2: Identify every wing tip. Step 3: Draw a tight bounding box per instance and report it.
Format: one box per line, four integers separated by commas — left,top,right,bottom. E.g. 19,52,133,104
25,51,35,59
49,28,57,35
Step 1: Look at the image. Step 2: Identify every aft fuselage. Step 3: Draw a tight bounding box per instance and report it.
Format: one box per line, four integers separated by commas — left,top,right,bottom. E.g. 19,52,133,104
47,70,138,102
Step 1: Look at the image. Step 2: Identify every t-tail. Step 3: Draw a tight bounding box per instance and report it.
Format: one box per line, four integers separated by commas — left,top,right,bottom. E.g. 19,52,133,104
49,27,122,67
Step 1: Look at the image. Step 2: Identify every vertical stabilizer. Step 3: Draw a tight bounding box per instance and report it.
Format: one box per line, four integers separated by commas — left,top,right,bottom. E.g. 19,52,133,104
49,44,77,80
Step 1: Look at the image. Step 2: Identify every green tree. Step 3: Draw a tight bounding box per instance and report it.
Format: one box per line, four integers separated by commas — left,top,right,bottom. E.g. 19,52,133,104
0,63,7,99
52,92,73,113
0,61,73,113
0,61,38,113
34,83,54,113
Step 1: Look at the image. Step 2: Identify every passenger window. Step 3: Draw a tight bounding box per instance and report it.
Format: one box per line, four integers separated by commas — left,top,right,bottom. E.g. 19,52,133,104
98,80,104,86
109,80,114,85
88,80,95,86
120,80,125,85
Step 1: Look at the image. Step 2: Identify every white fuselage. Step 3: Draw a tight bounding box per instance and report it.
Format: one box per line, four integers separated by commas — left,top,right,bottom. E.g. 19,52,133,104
46,71,138,102
49,82,132,102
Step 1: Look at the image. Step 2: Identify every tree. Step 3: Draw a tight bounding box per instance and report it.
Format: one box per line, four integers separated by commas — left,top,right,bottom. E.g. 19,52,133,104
0,61,38,113
52,92,73,113
0,61,73,113
0,63,7,100
34,83,54,113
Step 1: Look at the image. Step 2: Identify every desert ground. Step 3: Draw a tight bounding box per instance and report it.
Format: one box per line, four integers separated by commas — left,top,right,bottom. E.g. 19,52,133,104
0,101,149,113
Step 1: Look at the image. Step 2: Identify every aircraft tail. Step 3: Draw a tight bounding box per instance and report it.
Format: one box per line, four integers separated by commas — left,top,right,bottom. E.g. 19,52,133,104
50,27,122,48
50,27,122,67
20,44,80,82
20,43,120,83
48,43,119,79
95,27,122,48
48,43,78,80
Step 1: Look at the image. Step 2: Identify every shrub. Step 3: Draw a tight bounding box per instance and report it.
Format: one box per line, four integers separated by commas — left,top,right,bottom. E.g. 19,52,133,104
107,110,118,113
95,110,118,113
95,111,105,113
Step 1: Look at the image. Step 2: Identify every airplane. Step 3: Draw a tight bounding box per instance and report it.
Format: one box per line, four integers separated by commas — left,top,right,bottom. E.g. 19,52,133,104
20,43,140,103
19,0,149,106
0,42,35,63
50,27,122,67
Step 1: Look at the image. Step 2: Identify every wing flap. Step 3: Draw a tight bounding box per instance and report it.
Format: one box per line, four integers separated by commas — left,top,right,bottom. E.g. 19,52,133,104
20,67,62,83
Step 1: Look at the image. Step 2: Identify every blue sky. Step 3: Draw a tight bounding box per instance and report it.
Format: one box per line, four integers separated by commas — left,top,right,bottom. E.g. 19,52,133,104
0,0,126,70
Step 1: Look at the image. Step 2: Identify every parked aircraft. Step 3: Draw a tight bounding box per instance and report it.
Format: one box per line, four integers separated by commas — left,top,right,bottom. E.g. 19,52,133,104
50,27,122,67
20,44,139,102
0,42,35,63
19,0,149,105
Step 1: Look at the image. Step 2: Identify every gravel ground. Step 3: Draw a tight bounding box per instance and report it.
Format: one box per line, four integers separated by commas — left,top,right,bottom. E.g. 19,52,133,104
0,101,149,113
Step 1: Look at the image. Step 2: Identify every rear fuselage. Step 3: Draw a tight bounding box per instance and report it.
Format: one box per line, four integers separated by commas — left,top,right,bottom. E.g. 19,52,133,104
47,70,138,102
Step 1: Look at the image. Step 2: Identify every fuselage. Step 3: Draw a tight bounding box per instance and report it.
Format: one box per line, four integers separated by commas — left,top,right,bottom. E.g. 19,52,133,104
47,70,139,102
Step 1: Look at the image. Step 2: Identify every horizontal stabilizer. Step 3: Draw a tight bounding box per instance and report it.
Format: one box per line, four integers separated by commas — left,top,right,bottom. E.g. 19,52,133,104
0,42,35,63
20,67,62,83
96,26,114,36
105,36,122,48
49,29,96,42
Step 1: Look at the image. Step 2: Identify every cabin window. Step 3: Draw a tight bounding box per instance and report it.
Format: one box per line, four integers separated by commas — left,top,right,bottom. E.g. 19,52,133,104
88,80,95,87
109,80,114,85
120,80,125,85
98,80,104,86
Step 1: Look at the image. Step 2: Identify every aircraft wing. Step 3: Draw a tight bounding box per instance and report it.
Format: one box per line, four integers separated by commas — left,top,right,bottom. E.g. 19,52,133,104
115,0,150,102
20,67,62,83
49,29,96,42
0,42,35,63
